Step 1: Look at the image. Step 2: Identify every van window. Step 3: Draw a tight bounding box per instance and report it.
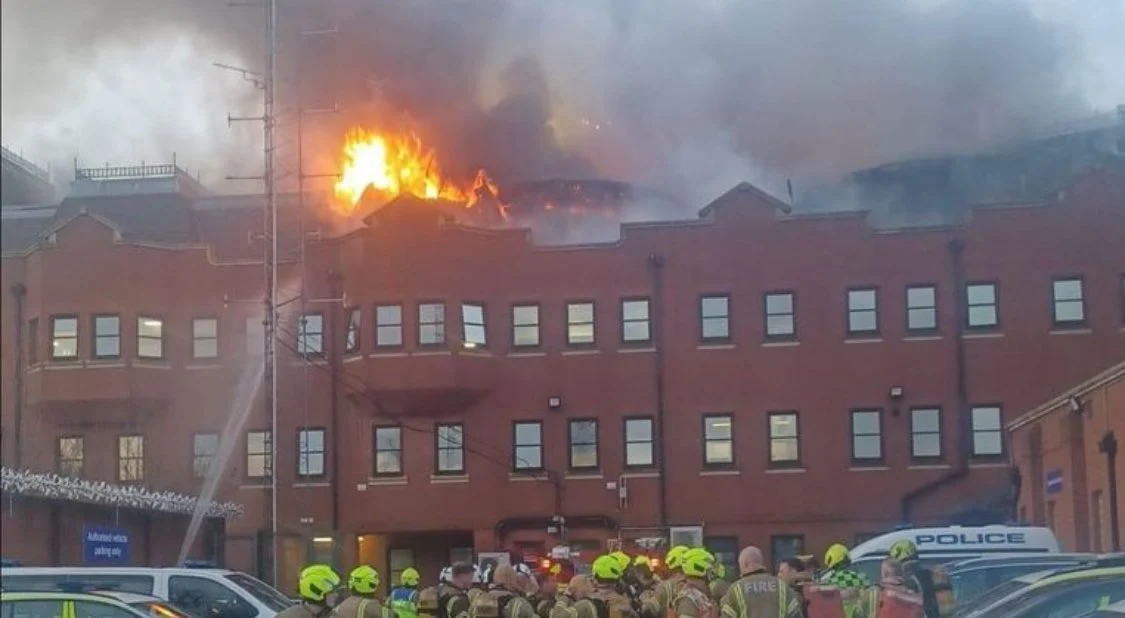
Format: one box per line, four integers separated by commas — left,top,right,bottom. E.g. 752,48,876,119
74,601,143,618
223,574,291,613
5,601,65,618
0,576,153,595
168,576,257,618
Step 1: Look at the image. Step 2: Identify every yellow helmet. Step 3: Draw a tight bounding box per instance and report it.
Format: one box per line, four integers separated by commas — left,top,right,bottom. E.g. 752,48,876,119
710,562,726,580
349,565,380,594
680,548,715,578
633,555,652,569
401,567,421,587
824,544,850,570
610,551,631,570
592,555,625,581
888,539,917,562
299,564,341,603
665,545,690,571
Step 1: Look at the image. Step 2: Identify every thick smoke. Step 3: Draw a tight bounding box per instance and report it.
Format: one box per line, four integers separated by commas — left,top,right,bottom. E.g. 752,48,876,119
2,0,1122,207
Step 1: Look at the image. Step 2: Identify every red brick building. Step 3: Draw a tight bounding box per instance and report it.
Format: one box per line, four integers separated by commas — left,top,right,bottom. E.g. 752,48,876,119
2,155,1124,591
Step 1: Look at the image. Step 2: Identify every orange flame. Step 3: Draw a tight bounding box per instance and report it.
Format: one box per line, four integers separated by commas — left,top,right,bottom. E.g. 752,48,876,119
333,128,503,213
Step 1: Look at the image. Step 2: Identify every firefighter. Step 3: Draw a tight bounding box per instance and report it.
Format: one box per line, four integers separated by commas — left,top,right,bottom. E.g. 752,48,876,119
718,546,803,618
818,545,869,618
550,575,594,618
628,556,660,618
390,568,422,618
420,563,474,618
887,541,944,618
279,564,342,618
653,546,690,618
470,564,536,618
708,563,730,604
337,566,389,618
530,571,560,618
668,548,717,618
580,556,638,618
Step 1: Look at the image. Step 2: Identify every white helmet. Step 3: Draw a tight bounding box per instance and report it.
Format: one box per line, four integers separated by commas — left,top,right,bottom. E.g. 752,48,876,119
439,567,453,584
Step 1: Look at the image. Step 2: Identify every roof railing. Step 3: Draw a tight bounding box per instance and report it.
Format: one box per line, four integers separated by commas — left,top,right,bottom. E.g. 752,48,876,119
75,163,179,181
1,145,52,182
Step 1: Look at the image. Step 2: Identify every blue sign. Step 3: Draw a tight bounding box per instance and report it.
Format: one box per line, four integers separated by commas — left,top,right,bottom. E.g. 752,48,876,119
1046,469,1064,495
83,525,130,565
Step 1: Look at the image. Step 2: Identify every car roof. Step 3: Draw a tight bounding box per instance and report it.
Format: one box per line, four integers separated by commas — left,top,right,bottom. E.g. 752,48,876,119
1,567,236,576
90,590,164,604
1030,565,1125,588
948,553,1096,573
2,591,133,602
850,525,1060,559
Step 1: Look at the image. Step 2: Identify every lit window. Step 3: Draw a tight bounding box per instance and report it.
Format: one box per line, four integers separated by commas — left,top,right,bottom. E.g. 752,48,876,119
375,304,403,347
193,318,218,359
966,283,999,329
57,436,84,477
625,417,654,467
700,295,730,341
373,426,402,476
850,410,883,463
51,315,78,359
847,288,878,336
94,315,120,358
462,303,486,347
137,316,164,359
419,302,446,346
568,420,598,469
512,304,540,347
765,292,796,339
118,435,144,481
910,408,942,460
703,414,734,466
298,313,324,355
1052,277,1085,326
513,421,543,471
298,428,326,477
436,423,464,473
193,433,218,478
567,302,595,345
246,430,272,479
621,299,651,343
768,412,800,466
345,308,361,353
971,406,1003,457
906,285,938,333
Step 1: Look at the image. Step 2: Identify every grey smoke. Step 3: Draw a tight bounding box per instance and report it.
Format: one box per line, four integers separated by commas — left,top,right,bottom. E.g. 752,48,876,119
2,0,1122,208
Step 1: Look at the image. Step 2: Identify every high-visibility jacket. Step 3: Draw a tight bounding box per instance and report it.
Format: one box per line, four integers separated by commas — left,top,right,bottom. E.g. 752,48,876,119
389,587,421,618
337,596,391,618
719,571,803,618
654,575,686,618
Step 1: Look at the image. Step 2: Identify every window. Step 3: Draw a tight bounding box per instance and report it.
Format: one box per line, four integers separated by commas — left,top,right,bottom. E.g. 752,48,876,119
568,419,599,469
703,414,734,466
168,575,256,618
373,426,403,476
704,536,739,580
700,295,730,341
93,314,120,358
73,601,141,618
1052,277,1085,326
436,423,464,474
375,304,403,347
850,410,883,463
419,302,446,346
768,412,800,466
28,317,39,365
513,421,543,471
50,315,78,359
246,430,272,479
971,405,1004,456
625,417,655,467
847,288,878,335
193,433,218,478
192,318,218,359
388,549,415,592
137,316,163,359
770,535,804,570
567,301,595,345
462,303,486,347
298,428,326,477
906,285,938,333
910,408,942,460
966,282,999,329
764,292,796,340
5,600,66,618
621,298,651,343
118,435,144,481
57,436,84,477
345,308,361,353
512,304,540,347
450,547,475,567
297,313,324,355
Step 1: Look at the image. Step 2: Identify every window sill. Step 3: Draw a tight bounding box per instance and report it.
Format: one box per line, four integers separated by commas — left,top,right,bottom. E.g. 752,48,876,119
1049,328,1092,336
43,361,85,371
561,349,600,357
457,349,494,358
762,340,799,348
908,463,951,470
508,351,547,358
699,468,740,476
969,460,1009,469
844,337,883,344
564,472,603,480
134,360,171,369
622,470,661,479
765,467,807,474
510,472,550,482
239,483,271,490
185,363,223,370
430,474,470,484
369,351,409,358
365,476,408,487
87,360,127,369
413,350,453,357
849,466,890,472
903,335,942,342
962,331,1003,339
293,481,331,488
343,354,365,364
292,358,328,367
697,343,735,350
618,347,655,355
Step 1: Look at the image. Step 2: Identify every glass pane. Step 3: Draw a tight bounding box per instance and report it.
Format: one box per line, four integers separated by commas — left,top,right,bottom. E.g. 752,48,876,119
913,434,941,458
912,409,940,432
438,449,464,472
193,319,217,338
908,307,936,330
53,338,78,357
1053,279,1082,301
138,338,163,358
54,317,78,336
515,423,541,445
848,290,876,310
570,444,597,468
303,315,323,334
853,412,881,434
515,445,542,469
1055,300,1084,322
767,315,794,336
701,296,728,318
770,415,797,438
623,300,649,320
462,304,484,324
138,318,162,337
513,305,538,326
96,336,120,357
377,305,402,324
766,293,793,314
705,440,733,463
568,323,594,344
702,317,729,339
907,286,935,307
626,418,652,441
438,425,463,448
464,324,487,345
348,310,361,328
420,324,445,344
705,417,732,439
568,303,593,323
194,434,219,455
849,310,877,332
972,407,1001,430
301,430,324,451
377,325,403,346
973,431,1003,456
96,316,120,335
626,442,654,466
770,438,799,462
419,303,444,323
967,284,995,304
968,305,997,327
248,432,268,453
193,339,218,358
514,324,540,346
376,451,401,473
301,333,323,353
570,421,596,443
299,453,324,476
376,428,401,449
853,435,882,459
623,321,650,341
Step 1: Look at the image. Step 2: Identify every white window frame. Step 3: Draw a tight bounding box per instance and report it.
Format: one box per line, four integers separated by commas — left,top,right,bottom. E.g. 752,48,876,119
971,405,1004,457
703,414,734,467
850,409,883,464
512,304,541,347
374,426,403,476
621,298,651,344
910,407,943,460
93,314,121,359
137,316,164,359
846,288,878,336
419,302,446,346
624,417,654,468
568,419,599,470
567,301,595,346
966,282,999,330
436,423,465,474
768,412,800,467
513,421,543,471
700,295,730,342
906,285,938,333
246,430,273,479
1051,277,1085,326
375,304,403,348
298,313,324,355
764,292,796,340
118,434,144,481
298,428,326,477
192,318,219,359
51,315,79,360
461,303,487,348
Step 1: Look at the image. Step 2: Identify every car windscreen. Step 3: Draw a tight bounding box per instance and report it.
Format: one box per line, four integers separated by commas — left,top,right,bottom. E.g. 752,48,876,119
223,575,291,612
955,579,1032,617
129,601,193,618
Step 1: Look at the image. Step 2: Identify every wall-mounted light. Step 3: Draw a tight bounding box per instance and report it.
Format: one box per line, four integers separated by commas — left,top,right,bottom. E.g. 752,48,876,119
463,341,478,350
1068,396,1083,414
548,396,562,410
889,386,905,399
312,536,334,544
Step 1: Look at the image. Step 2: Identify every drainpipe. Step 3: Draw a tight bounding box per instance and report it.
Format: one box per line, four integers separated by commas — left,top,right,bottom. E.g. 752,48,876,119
1099,431,1120,551
327,270,343,534
901,238,970,522
10,283,26,468
647,254,669,526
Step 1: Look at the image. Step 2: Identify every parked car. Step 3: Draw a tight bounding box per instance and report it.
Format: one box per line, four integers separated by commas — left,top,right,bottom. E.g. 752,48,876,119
1077,600,1125,617
947,553,1098,607
88,590,195,618
2,590,152,618
956,566,1125,618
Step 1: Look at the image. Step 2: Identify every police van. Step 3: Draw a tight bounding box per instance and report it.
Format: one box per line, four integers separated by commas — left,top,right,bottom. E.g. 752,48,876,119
848,525,1061,580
